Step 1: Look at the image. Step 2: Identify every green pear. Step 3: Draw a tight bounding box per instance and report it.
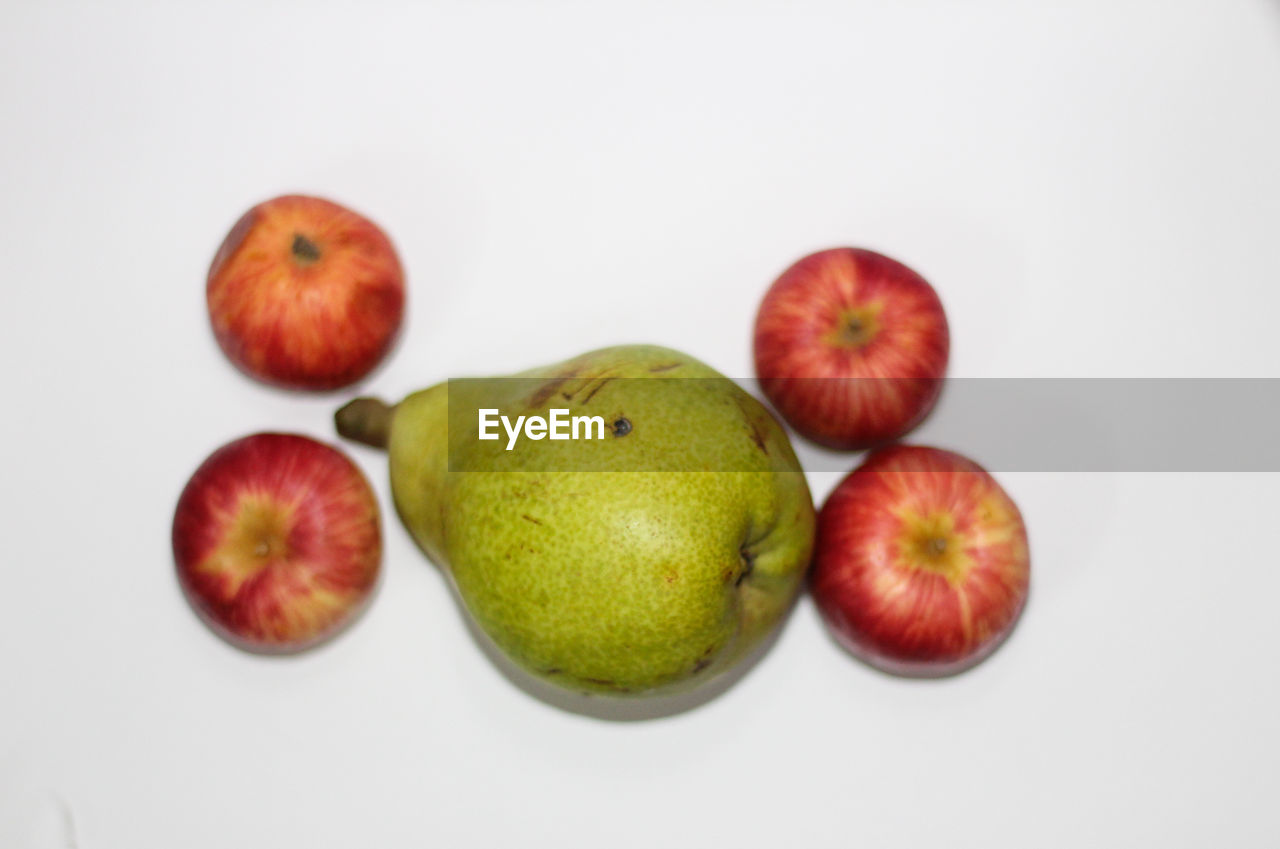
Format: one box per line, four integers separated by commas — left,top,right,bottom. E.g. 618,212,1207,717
336,345,814,696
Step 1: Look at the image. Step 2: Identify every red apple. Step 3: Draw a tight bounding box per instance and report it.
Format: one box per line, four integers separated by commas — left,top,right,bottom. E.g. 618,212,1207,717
172,433,382,653
753,247,949,449
207,194,405,391
812,445,1029,677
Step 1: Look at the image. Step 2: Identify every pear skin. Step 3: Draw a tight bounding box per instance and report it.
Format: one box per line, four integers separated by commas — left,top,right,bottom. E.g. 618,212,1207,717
337,345,814,696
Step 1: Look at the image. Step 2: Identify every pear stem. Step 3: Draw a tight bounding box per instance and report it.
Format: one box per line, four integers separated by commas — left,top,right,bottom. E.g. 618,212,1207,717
335,397,394,450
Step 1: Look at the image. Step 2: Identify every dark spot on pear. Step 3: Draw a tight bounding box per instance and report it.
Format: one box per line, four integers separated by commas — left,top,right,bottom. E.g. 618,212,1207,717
731,395,770,454
581,377,614,405
521,514,543,525
580,676,627,692
529,371,580,407
612,417,632,437
647,362,682,373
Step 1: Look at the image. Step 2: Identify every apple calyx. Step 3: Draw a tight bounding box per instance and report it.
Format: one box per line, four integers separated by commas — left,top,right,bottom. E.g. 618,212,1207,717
208,498,298,598
290,233,322,266
826,306,882,349
228,500,292,562
899,510,970,584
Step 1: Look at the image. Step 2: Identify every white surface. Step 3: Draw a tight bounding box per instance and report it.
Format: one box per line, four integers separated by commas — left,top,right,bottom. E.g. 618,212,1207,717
2,2,1279,847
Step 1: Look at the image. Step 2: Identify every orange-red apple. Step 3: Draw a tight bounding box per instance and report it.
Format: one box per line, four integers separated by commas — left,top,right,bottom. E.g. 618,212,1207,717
812,445,1029,677
207,194,405,391
753,248,949,449
172,433,382,653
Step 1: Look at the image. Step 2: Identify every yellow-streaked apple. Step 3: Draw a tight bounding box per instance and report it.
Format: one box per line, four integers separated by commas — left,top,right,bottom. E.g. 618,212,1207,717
812,445,1029,677
207,194,405,391
172,433,382,653
754,248,949,449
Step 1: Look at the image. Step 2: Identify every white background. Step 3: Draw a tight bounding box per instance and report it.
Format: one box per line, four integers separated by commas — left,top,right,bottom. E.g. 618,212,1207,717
2,1,1279,846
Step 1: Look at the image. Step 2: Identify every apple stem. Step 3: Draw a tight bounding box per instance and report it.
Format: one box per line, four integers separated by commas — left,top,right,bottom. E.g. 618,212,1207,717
291,233,321,264
335,397,394,450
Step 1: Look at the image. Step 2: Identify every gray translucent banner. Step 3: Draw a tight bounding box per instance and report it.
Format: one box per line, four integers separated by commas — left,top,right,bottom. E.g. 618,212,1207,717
444,378,1280,472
